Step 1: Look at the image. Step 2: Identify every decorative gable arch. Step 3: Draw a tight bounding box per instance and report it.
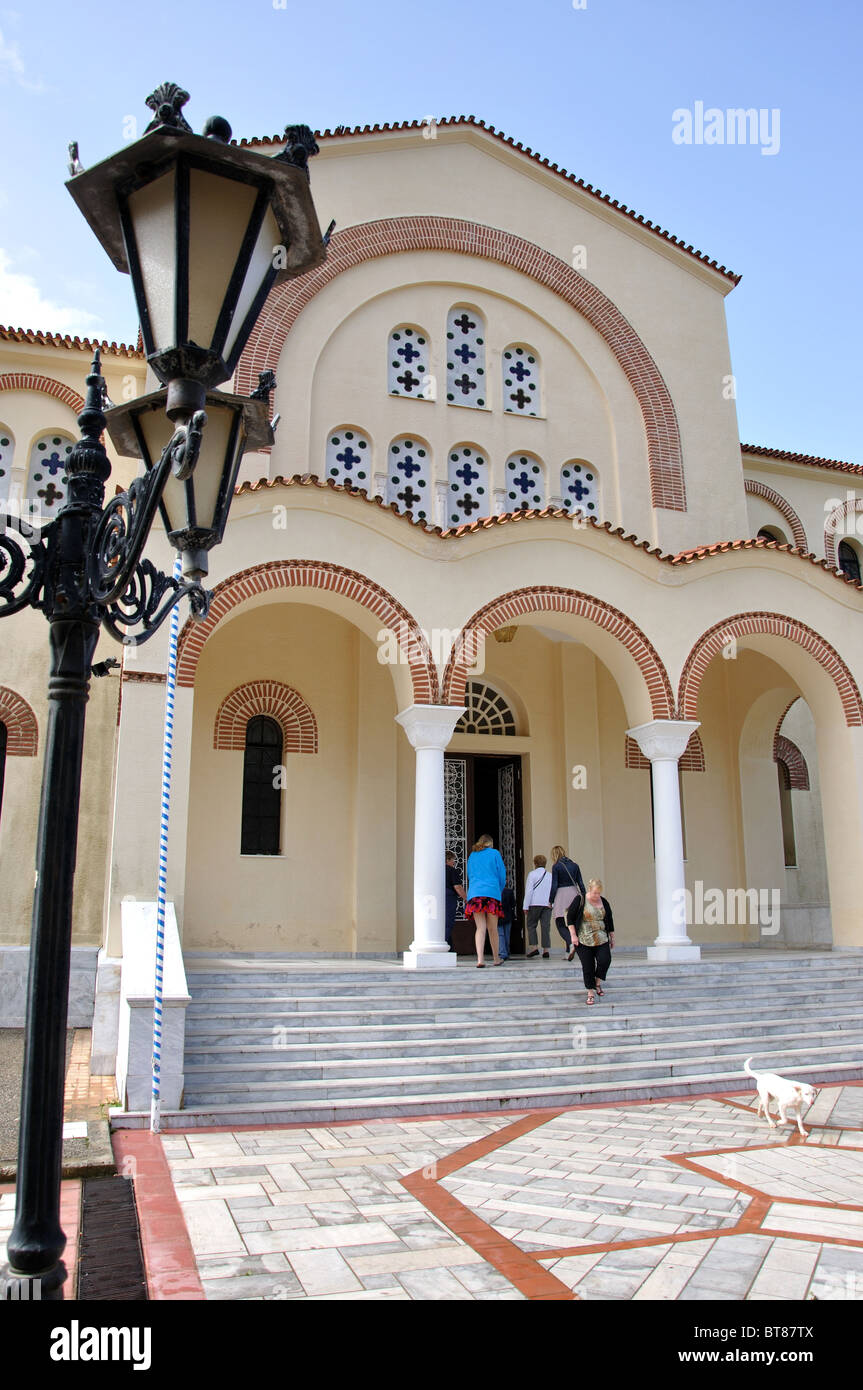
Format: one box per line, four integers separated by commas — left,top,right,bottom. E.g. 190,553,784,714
214,681,318,753
824,497,863,568
678,613,863,727
0,687,38,755
744,479,808,551
441,585,675,721
177,559,439,704
235,216,686,511
774,734,810,790
0,373,84,415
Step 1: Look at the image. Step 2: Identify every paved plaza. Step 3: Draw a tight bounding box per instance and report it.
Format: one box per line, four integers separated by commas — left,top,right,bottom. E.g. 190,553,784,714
103,1083,863,1301
3,1069,862,1300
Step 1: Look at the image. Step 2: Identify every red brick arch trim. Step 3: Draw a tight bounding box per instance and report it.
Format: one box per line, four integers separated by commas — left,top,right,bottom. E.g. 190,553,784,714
678,613,863,727
0,687,38,756
0,373,84,415
176,559,439,702
774,734,810,790
626,729,705,771
824,498,863,568
441,586,675,716
214,681,318,753
236,216,686,512
744,480,808,551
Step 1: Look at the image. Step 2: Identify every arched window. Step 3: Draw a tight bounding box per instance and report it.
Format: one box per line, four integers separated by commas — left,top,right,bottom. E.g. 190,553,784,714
758,526,788,546
505,453,545,511
0,426,14,504
388,326,430,399
386,437,431,521
240,716,282,855
325,427,372,490
502,345,540,416
0,721,6,827
777,760,797,867
560,460,599,519
455,682,516,736
838,541,862,584
447,445,489,526
446,305,486,409
28,431,74,522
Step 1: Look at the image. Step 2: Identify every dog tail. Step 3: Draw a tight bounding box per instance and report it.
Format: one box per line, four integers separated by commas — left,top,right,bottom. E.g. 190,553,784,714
743,1056,755,1076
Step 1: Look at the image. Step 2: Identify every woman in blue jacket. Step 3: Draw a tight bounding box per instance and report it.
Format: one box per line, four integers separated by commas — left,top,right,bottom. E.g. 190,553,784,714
465,833,507,967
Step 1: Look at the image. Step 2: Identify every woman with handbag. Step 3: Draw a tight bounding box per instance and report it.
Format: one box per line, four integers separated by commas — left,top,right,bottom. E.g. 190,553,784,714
567,878,615,1006
549,845,586,959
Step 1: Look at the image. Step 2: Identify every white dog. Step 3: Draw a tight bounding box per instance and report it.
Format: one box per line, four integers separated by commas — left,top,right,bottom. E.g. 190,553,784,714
743,1057,818,1138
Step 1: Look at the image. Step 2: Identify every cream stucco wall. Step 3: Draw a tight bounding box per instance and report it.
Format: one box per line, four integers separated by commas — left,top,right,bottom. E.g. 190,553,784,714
183,602,399,952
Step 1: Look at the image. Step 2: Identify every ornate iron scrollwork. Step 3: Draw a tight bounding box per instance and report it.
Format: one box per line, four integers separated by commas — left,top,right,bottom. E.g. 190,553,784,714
102,556,210,646
0,513,49,618
90,412,205,608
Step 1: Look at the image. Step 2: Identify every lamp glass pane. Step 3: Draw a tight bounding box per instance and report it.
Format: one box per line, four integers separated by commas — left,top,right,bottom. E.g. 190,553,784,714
127,170,177,353
222,204,281,364
187,169,258,350
160,402,238,537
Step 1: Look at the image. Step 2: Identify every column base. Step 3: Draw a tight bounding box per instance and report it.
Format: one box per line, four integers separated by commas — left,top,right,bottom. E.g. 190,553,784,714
646,942,702,963
402,948,458,970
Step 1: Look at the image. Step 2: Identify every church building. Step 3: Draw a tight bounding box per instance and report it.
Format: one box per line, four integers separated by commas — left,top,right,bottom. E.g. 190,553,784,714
1,118,862,1088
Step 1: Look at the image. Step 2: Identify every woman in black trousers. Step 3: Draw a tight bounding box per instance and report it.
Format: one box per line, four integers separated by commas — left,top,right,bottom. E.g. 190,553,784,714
567,878,615,1006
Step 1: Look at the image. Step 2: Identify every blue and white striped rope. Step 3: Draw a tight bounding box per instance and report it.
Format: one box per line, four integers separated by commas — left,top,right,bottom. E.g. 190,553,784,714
150,553,182,1134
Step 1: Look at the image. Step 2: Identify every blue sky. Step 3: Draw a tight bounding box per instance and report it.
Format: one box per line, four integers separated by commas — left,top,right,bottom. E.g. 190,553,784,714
0,0,859,461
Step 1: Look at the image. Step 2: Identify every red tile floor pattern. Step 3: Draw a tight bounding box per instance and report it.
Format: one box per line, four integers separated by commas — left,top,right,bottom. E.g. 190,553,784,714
4,1083,861,1300
129,1084,863,1301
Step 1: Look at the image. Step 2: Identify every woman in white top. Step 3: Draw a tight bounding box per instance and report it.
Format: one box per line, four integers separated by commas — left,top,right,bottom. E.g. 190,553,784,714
523,853,553,958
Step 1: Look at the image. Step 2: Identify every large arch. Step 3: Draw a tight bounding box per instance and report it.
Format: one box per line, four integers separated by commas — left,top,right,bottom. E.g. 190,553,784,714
678,612,863,727
0,687,38,755
236,216,686,512
441,585,675,721
177,559,439,704
0,373,84,415
744,479,808,551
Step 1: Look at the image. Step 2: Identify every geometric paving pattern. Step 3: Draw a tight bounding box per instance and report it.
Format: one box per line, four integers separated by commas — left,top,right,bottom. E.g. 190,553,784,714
139,1085,863,1300
161,1117,525,1301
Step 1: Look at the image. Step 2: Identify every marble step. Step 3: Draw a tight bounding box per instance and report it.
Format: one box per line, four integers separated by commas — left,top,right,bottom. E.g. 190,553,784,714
183,1027,863,1086
184,991,863,1031
148,1056,863,1129
183,996,863,1045
186,965,862,1001
182,1037,860,1105
183,952,852,981
183,1008,863,1062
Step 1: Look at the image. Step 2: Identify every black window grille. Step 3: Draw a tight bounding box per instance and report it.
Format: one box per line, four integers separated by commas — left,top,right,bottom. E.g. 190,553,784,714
455,682,516,736
241,716,282,855
838,541,861,584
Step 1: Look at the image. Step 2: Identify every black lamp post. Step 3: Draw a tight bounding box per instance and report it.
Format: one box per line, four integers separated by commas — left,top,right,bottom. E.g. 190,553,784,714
0,83,325,1298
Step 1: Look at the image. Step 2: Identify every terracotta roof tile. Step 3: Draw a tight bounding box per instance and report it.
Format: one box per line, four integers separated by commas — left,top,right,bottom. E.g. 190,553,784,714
233,472,862,588
236,117,739,284
0,325,144,358
742,443,861,476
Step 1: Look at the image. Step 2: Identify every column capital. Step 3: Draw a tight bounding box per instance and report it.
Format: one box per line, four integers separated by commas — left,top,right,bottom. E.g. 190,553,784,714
627,719,700,763
396,704,465,751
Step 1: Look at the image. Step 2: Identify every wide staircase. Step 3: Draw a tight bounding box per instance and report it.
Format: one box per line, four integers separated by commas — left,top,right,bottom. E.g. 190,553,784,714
168,950,863,1129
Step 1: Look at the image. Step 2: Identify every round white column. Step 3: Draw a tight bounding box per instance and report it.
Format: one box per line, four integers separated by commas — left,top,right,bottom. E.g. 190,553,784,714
627,719,701,963
395,704,465,970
